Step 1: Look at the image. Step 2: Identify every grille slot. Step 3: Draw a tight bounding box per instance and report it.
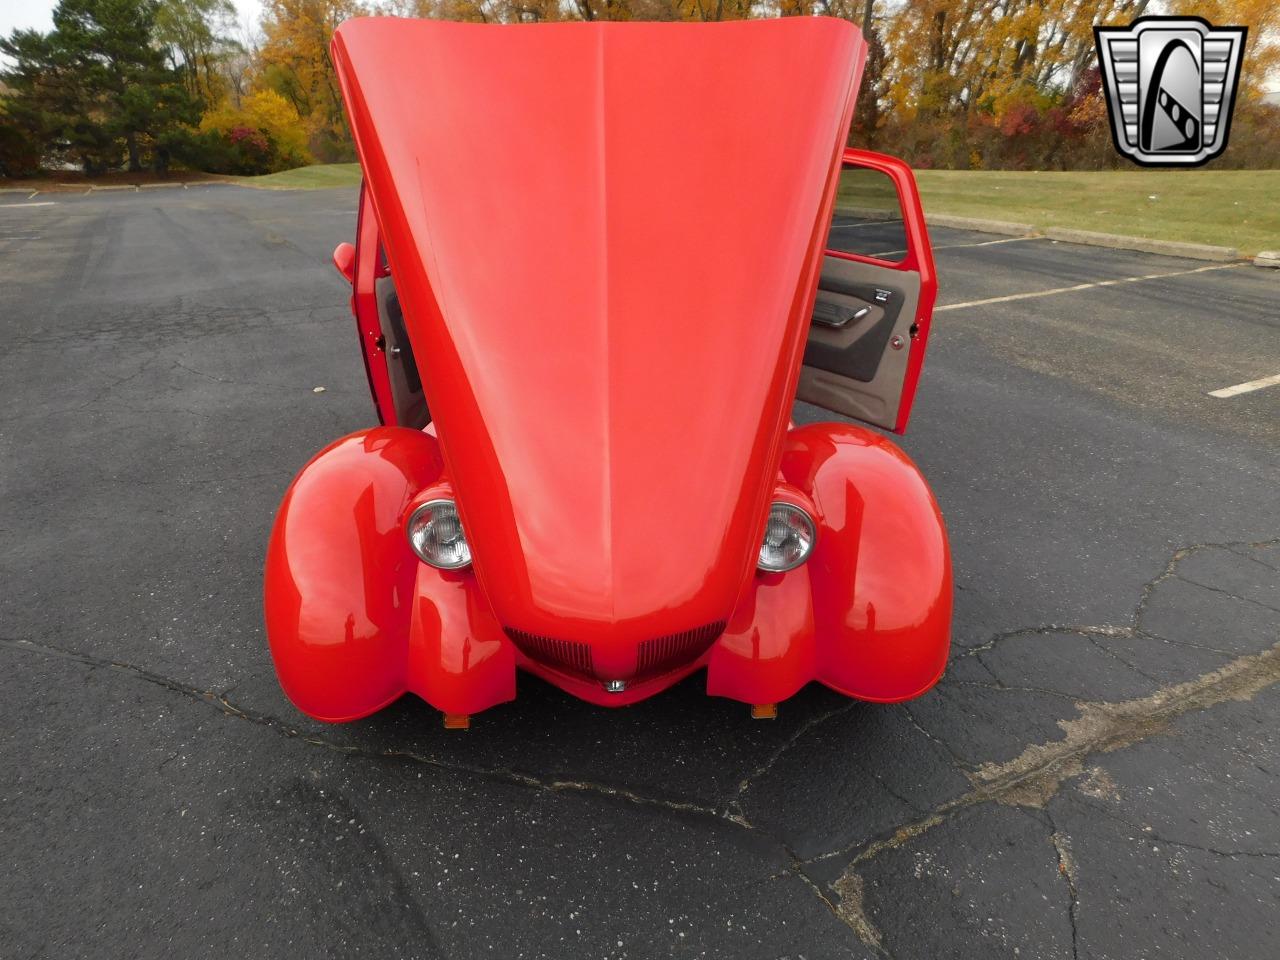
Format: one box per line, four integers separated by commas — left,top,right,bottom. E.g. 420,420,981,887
636,621,727,677
506,621,728,681
505,628,593,676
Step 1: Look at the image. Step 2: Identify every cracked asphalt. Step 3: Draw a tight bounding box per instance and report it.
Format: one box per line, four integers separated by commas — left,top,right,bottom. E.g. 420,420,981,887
1,184,1278,959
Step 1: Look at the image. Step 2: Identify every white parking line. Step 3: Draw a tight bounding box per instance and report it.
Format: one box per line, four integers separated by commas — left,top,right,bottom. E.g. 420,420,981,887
1208,373,1280,399
935,263,1244,313
871,235,1036,259
829,219,900,230
0,201,57,208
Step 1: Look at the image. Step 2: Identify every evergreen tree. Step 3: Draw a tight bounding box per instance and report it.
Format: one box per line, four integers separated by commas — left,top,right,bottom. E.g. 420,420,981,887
0,0,199,174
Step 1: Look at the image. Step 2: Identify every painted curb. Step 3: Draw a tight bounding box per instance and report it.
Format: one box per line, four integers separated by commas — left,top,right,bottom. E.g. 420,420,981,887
0,187,29,194
927,214,1036,236
1042,227,1237,262
138,182,184,189
89,184,138,192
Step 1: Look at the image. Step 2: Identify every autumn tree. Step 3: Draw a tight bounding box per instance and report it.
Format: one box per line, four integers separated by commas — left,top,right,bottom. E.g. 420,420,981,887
880,0,1151,120
258,0,368,159
155,0,243,106
1166,0,1280,98
401,0,568,22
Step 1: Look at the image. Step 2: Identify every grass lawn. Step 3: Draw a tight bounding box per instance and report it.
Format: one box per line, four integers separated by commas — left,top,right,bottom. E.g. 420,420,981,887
236,163,363,189
914,169,1279,256
236,163,1279,256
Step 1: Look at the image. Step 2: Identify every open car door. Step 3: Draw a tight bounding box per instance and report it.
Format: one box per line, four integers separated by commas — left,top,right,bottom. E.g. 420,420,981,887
798,148,937,434
334,183,430,429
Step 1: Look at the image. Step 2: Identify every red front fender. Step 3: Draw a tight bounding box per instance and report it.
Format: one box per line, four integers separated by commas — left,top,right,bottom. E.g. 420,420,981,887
707,422,952,704
264,427,515,721
798,422,952,701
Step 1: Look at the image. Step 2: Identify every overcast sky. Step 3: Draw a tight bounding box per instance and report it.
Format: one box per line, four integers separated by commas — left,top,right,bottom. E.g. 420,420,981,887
0,0,265,38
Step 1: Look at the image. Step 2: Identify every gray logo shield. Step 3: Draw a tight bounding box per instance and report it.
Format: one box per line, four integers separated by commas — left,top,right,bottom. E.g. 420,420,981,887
1095,17,1247,167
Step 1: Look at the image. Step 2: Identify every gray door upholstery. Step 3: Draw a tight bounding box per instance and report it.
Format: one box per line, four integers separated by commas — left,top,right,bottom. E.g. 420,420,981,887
375,276,430,430
797,255,920,429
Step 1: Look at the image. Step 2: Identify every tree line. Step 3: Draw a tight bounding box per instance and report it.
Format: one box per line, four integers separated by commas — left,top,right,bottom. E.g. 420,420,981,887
1,0,1276,178
0,0,358,177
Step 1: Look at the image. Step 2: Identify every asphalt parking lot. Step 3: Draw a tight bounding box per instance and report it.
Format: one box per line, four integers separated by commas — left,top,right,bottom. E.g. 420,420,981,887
2,184,1278,960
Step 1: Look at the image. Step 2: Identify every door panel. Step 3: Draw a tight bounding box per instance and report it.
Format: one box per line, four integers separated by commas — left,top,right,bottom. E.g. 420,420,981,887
799,150,937,434
375,275,431,429
348,183,432,428
799,260,920,427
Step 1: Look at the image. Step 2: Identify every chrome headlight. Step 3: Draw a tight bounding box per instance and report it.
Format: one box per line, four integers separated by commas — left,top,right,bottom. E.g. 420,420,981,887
757,502,816,573
407,499,471,569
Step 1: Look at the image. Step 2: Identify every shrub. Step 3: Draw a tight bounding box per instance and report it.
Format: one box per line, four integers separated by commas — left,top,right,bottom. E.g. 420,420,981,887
198,89,311,172
1214,99,1280,170
168,124,282,175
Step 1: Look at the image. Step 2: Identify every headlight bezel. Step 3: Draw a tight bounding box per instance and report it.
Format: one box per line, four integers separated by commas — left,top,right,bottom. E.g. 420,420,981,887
757,501,817,573
406,498,473,570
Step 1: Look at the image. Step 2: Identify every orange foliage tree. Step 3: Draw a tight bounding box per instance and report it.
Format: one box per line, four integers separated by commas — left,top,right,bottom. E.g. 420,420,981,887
258,0,367,160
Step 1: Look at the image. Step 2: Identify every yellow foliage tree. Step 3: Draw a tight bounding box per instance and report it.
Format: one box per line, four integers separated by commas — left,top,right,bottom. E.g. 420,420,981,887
200,88,313,166
258,0,367,159
882,0,1155,122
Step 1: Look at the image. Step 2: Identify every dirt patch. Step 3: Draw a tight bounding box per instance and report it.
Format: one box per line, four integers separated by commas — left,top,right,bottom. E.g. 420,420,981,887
831,871,883,949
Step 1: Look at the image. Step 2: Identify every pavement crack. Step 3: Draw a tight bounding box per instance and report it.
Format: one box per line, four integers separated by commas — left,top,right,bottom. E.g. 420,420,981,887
959,624,1131,658
949,676,1086,703
1153,838,1280,859
1130,628,1240,658
730,699,861,823
1069,792,1280,861
1082,633,1164,685
1172,573,1280,616
1227,543,1280,572
967,640,1280,808
899,706,969,775
171,357,275,389
511,774,728,821
72,353,166,411
0,636,740,830
1133,538,1280,634
1046,811,1081,960
812,641,1280,895
787,849,897,959
959,539,1280,662
827,869,891,957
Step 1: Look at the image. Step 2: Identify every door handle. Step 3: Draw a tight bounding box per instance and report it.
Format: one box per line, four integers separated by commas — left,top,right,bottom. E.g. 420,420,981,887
812,301,872,329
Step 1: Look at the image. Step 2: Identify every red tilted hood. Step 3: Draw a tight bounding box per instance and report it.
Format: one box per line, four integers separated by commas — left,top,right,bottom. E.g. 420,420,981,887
332,17,863,674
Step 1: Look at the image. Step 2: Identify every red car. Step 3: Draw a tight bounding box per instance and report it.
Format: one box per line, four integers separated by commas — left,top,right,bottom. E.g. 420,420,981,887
264,16,950,727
